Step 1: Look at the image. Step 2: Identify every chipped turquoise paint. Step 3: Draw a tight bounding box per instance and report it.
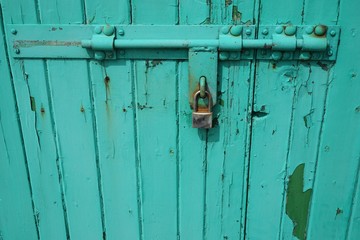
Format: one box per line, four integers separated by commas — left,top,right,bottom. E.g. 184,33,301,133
0,0,359,240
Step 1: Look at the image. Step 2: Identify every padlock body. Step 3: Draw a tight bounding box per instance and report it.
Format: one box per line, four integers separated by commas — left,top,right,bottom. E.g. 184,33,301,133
192,111,213,128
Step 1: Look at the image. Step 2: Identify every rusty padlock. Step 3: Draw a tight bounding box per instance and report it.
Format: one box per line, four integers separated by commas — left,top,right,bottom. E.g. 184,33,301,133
192,90,213,128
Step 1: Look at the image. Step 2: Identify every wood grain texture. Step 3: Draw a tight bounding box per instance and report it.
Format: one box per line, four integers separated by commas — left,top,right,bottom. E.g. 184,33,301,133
245,0,305,239
0,5,38,240
306,0,360,239
132,1,179,239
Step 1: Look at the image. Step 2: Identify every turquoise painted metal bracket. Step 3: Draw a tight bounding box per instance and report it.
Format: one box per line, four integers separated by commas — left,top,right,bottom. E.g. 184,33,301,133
6,24,340,61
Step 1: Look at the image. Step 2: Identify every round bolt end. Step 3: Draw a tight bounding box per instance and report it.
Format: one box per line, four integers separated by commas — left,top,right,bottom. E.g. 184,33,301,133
262,28,269,36
284,25,296,36
118,29,125,36
230,52,239,60
94,26,102,34
275,26,284,34
271,51,282,61
283,52,291,59
103,25,115,36
327,50,333,56
330,30,336,37
230,25,242,36
94,51,106,60
10,29,17,35
245,28,252,36
219,52,230,60
14,49,20,54
314,25,327,36
305,26,314,34
299,52,311,60
221,26,230,35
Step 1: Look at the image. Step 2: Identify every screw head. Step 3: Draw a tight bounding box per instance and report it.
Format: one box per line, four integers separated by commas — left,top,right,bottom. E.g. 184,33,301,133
94,51,106,60
10,29,17,35
275,26,283,34
94,26,102,34
300,52,311,60
314,25,327,36
283,52,291,59
230,52,239,60
118,29,125,36
119,50,125,56
230,25,242,36
330,30,336,37
271,51,282,60
103,25,114,36
262,28,269,36
327,50,333,56
284,25,297,36
305,26,314,34
245,28,252,36
14,49,20,54
221,26,230,34
219,52,230,60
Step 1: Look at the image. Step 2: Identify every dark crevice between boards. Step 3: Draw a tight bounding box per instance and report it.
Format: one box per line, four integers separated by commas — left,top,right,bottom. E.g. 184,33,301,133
286,163,312,240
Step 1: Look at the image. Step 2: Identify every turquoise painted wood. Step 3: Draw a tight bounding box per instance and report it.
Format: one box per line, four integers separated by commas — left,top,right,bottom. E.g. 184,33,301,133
0,0,359,240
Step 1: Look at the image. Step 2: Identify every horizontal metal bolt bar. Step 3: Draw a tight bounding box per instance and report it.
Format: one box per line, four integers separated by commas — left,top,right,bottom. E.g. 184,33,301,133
114,39,219,48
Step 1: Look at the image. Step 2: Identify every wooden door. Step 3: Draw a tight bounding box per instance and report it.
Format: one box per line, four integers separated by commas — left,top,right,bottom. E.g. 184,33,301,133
0,0,359,240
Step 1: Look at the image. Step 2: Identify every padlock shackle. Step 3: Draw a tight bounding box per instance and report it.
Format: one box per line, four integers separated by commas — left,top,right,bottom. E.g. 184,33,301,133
193,90,212,112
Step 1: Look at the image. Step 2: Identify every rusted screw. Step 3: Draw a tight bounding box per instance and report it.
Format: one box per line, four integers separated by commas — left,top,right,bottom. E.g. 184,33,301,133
14,49,20,54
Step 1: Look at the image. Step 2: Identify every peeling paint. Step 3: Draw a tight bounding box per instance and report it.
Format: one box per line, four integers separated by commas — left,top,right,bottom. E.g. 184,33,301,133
30,96,36,111
232,6,242,23
286,163,312,240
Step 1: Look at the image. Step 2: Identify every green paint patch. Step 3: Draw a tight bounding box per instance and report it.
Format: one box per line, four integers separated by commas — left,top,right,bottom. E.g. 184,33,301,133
286,163,312,240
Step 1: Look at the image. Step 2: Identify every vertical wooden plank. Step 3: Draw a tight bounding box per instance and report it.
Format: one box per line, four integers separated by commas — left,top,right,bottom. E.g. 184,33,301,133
306,0,360,238
132,1,179,239
204,1,256,239
84,0,141,239
37,0,103,239
1,0,68,239
177,1,209,240
245,1,304,239
279,1,340,240
0,4,38,239
87,60,141,239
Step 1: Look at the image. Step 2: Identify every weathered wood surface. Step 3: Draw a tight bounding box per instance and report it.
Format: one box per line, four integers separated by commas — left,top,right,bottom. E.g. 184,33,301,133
0,0,359,239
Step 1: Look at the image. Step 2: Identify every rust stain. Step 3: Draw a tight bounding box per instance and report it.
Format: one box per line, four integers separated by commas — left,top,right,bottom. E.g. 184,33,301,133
14,40,81,48
80,105,85,113
40,106,45,117
232,6,242,23
225,0,232,7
